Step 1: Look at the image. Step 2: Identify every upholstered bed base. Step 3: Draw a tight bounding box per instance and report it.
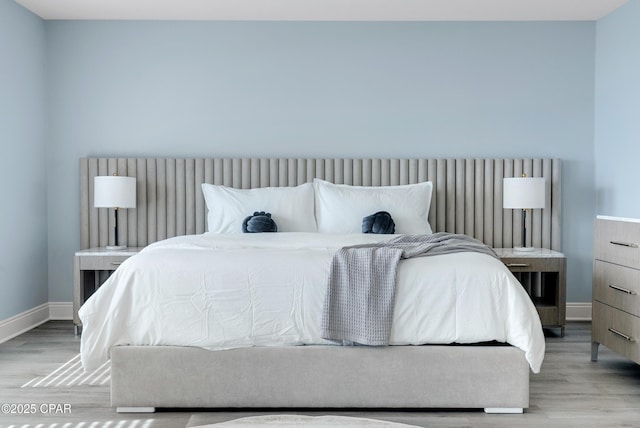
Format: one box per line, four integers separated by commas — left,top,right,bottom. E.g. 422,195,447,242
111,344,529,413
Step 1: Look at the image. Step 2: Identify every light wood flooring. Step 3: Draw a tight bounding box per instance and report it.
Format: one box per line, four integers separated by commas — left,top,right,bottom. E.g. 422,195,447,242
1,321,639,427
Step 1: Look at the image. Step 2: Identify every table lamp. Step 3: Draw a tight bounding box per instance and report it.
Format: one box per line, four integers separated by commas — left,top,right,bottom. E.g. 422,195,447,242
94,175,136,250
503,175,545,252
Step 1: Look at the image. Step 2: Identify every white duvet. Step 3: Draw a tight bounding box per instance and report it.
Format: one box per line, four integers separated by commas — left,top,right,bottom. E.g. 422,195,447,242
79,233,545,373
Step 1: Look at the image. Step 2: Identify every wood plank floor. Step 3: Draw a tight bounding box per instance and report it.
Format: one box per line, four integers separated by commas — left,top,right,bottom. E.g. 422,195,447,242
1,321,639,427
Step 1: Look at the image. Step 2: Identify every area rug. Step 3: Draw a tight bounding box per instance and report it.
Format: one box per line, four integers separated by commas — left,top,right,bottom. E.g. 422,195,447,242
21,353,110,388
189,415,421,427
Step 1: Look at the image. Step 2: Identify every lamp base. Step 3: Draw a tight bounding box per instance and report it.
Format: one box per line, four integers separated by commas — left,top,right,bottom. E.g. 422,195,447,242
106,245,127,251
513,246,536,252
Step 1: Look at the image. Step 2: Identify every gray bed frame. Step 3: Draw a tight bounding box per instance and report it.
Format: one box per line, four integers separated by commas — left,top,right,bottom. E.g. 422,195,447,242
111,345,528,413
79,157,562,414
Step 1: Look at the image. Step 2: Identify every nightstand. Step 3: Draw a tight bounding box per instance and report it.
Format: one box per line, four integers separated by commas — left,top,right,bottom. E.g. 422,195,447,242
494,248,567,337
73,247,143,334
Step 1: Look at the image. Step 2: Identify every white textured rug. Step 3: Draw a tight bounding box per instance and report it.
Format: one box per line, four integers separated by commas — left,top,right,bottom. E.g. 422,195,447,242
192,415,421,427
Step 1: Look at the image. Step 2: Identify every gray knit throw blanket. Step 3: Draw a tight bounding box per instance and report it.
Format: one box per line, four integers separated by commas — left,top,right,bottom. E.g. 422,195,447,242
321,232,498,346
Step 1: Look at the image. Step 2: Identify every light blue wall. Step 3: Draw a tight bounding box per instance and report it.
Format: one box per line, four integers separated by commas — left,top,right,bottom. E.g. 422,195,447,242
0,1,47,320
595,1,640,218
46,21,596,303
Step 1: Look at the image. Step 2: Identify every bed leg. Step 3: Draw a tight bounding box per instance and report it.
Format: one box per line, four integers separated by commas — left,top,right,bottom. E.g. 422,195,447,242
484,408,523,414
116,407,156,413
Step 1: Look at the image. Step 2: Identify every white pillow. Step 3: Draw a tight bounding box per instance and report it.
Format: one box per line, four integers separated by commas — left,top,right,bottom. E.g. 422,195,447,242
313,179,433,234
202,182,317,233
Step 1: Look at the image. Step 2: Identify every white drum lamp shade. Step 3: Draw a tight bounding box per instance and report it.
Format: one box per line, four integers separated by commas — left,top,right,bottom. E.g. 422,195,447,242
94,176,137,208
503,177,545,251
503,177,545,210
94,176,136,250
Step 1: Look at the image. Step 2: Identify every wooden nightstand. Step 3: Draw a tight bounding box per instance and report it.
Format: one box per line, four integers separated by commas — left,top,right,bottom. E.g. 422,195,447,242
73,247,143,334
494,248,567,337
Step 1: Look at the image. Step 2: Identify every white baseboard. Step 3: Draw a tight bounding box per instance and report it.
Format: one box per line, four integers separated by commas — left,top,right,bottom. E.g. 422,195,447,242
0,303,49,344
0,302,73,344
566,302,592,321
49,302,73,320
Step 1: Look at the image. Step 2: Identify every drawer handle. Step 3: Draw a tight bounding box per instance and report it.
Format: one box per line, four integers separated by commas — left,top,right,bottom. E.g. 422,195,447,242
608,327,635,342
609,284,637,295
506,263,530,268
110,262,122,266
610,240,638,248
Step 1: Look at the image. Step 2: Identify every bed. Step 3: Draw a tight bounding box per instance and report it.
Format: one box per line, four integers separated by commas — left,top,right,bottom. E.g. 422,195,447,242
78,157,562,414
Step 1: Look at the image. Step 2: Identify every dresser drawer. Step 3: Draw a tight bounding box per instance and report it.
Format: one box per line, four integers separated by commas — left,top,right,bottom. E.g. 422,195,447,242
78,255,130,270
593,260,640,316
594,218,640,268
592,301,640,363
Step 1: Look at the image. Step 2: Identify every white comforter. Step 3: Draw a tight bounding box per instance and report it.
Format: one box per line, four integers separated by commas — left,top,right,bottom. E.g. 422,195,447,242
79,233,545,372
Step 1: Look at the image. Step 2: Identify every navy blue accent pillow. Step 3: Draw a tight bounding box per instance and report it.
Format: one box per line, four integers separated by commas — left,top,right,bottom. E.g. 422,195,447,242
242,211,278,233
362,211,395,234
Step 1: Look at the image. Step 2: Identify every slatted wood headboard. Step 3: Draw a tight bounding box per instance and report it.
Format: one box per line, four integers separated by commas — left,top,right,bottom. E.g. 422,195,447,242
79,158,561,251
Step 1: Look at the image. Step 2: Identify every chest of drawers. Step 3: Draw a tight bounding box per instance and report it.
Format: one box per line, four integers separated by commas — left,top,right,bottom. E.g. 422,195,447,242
591,216,640,363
